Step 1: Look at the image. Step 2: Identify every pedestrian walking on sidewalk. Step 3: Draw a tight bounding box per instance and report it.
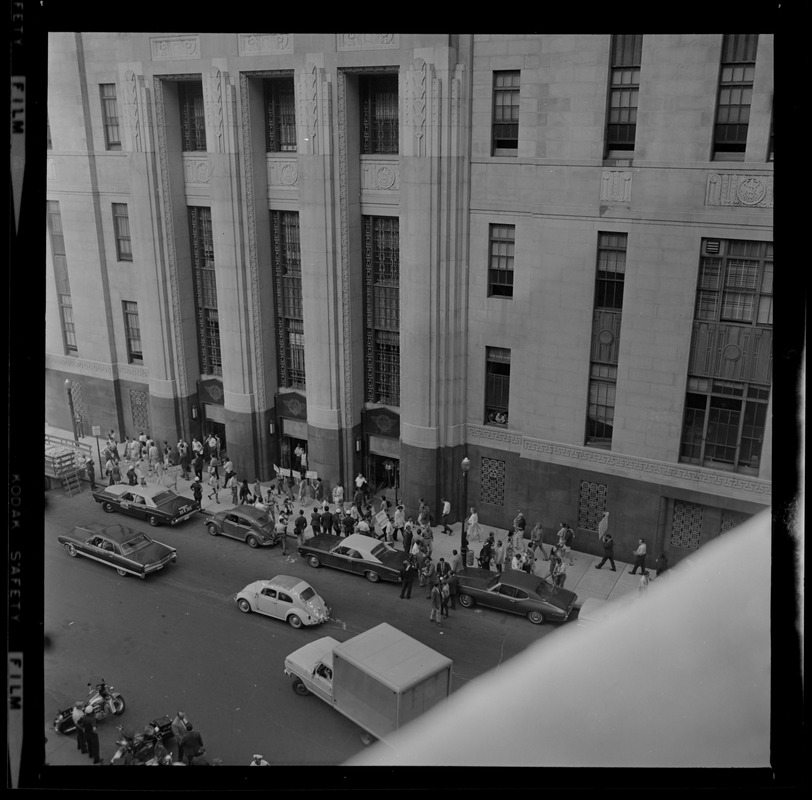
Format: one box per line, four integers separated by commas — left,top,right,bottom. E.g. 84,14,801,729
467,507,483,543
629,538,648,575
207,473,221,504
440,498,452,534
429,582,443,626
227,474,239,505
294,510,308,546
191,476,203,506
553,558,568,589
595,532,617,571
275,515,289,555
493,540,505,573
440,577,451,618
530,522,548,560
450,549,463,575
192,453,203,482
85,458,96,490
399,559,415,599
545,548,560,582
513,512,527,552
655,551,669,578
239,480,252,505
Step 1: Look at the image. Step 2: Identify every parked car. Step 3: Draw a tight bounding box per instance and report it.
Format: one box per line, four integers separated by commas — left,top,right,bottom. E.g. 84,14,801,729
298,532,403,584
57,523,177,579
235,575,329,629
92,483,199,527
205,506,280,548
455,568,577,624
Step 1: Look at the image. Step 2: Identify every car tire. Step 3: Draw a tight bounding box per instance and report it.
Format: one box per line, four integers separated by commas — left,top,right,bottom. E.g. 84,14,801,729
237,599,251,613
206,523,219,537
115,567,128,577
458,593,474,608
364,571,381,584
102,502,114,513
66,543,78,557
147,515,159,527
246,535,259,548
287,614,303,629
527,610,545,625
291,678,310,696
307,555,321,569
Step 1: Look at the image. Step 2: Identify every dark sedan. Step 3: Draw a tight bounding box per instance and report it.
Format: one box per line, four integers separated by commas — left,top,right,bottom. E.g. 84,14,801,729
57,523,177,579
298,532,403,584
205,506,279,548
92,484,199,527
456,568,577,624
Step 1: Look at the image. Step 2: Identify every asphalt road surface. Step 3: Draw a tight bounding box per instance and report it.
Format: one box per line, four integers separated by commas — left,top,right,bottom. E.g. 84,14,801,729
44,490,556,767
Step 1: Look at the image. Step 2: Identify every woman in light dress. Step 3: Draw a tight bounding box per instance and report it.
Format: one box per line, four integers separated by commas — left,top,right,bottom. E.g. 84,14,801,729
466,507,483,543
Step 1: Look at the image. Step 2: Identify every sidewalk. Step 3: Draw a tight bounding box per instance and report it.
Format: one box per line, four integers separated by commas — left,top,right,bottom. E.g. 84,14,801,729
46,423,646,608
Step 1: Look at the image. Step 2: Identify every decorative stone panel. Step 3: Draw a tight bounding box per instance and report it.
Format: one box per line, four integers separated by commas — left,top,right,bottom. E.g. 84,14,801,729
150,36,200,61
360,159,400,192
123,70,143,152
705,173,773,207
267,157,299,188
130,388,151,431
237,33,292,56
183,155,211,185
600,170,632,203
336,34,399,51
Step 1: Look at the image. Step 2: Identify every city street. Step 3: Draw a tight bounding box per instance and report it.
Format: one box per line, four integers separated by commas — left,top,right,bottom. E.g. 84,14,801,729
44,488,558,768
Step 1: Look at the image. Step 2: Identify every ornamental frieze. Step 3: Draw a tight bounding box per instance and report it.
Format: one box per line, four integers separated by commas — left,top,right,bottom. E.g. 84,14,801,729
705,173,773,207
150,36,200,61
336,34,398,51
267,157,299,188
237,33,292,56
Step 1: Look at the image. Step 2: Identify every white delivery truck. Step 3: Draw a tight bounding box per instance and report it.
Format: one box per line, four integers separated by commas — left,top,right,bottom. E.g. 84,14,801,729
284,622,453,742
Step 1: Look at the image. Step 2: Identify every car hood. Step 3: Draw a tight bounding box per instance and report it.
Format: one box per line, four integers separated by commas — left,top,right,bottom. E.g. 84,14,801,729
128,541,176,566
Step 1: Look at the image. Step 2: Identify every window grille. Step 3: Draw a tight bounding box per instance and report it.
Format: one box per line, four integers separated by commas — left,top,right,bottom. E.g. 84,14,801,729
179,81,206,152
123,301,142,363
264,77,297,152
577,481,608,531
480,458,506,507
360,74,399,155
485,347,510,425
189,206,221,375
670,501,704,550
272,211,305,389
113,203,132,261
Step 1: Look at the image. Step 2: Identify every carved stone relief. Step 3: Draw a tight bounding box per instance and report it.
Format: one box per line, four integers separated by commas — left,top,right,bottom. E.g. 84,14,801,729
336,34,398,51
150,36,200,61
600,170,632,203
705,173,773,207
237,33,292,56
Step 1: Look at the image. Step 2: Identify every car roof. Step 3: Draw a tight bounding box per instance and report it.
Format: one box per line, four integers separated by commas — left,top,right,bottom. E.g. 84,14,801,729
496,570,546,591
226,506,267,520
103,484,174,500
257,575,308,592
77,523,148,543
341,533,382,554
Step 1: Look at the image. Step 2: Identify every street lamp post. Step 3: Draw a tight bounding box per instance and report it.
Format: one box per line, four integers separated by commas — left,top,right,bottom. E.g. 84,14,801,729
460,456,471,563
64,378,78,442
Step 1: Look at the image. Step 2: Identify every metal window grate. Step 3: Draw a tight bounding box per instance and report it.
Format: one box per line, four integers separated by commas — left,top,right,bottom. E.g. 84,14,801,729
480,458,506,507
130,388,150,431
577,481,608,531
671,501,704,550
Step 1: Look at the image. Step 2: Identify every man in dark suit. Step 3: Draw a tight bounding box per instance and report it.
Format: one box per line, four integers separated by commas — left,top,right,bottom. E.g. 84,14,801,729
595,532,617,571
180,723,204,765
81,707,103,764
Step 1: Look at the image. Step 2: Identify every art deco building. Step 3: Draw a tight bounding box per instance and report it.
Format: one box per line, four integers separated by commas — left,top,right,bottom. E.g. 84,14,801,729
46,33,773,564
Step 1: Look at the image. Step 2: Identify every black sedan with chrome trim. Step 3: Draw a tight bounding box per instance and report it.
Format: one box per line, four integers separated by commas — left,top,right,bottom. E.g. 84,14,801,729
455,568,577,624
297,532,403,584
57,523,177,579
92,484,199,527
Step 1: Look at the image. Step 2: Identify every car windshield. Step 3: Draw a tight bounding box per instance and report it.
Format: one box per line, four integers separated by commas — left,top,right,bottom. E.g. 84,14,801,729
120,534,151,554
299,587,315,602
150,491,174,504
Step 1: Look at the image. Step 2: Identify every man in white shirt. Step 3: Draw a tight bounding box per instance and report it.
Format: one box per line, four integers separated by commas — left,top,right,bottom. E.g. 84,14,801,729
629,538,648,575
440,498,452,534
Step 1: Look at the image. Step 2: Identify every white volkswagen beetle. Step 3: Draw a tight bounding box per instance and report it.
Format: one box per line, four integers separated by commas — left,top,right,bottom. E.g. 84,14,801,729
234,575,330,629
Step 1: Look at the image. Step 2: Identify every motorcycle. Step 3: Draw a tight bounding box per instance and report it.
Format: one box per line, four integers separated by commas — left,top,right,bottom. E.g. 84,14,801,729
111,716,174,766
53,677,126,734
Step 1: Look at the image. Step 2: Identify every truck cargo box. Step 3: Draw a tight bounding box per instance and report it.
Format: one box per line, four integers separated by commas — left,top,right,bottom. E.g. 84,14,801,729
332,623,452,739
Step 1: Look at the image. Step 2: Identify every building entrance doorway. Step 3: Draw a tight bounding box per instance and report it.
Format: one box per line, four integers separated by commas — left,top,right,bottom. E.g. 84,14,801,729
281,435,308,476
366,453,399,504
203,419,227,457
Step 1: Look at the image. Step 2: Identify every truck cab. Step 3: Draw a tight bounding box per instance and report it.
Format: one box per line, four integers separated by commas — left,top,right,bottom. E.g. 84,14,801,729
285,636,339,703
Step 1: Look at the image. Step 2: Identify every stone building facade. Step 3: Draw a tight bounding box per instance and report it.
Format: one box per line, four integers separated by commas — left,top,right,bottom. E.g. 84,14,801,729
46,33,773,564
